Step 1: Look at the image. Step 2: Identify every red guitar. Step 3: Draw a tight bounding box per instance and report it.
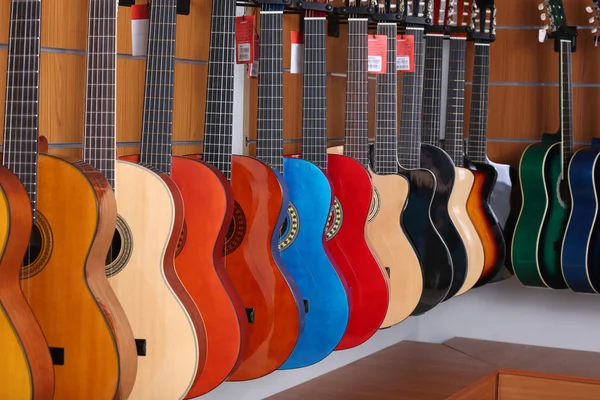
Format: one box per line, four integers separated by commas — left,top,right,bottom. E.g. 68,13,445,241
302,0,389,350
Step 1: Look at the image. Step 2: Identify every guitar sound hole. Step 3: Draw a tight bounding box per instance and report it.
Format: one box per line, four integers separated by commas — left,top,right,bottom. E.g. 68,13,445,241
106,230,123,265
23,225,42,266
105,215,134,278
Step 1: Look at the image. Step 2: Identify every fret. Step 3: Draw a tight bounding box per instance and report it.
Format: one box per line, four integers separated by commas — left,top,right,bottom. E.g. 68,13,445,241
560,39,574,185
398,27,426,170
139,0,178,175
421,34,445,146
343,17,369,168
443,38,467,166
203,0,237,180
256,6,285,173
82,1,118,189
466,42,490,163
373,23,399,175
3,0,41,216
301,17,328,170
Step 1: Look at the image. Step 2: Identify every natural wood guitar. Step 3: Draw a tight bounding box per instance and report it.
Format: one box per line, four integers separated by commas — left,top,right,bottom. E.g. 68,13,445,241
3,1,136,398
0,166,54,400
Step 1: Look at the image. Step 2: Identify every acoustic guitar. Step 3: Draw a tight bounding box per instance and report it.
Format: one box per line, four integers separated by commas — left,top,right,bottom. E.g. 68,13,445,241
4,0,136,398
440,0,485,296
196,0,303,383
0,166,54,399
298,2,390,350
278,0,350,369
562,7,600,293
420,0,469,299
330,0,419,330
512,0,573,289
116,1,209,398
464,0,514,287
394,1,454,315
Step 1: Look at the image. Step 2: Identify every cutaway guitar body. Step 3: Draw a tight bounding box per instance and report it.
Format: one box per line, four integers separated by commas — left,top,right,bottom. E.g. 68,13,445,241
465,159,507,287
23,155,134,399
279,157,349,369
227,154,303,380
0,166,54,400
326,154,389,349
366,168,422,327
420,144,468,299
400,166,453,315
108,160,199,400
562,148,600,293
513,139,568,289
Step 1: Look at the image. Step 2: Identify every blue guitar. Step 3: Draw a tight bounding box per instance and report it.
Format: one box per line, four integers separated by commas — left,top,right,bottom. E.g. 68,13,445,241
254,3,349,369
562,139,600,293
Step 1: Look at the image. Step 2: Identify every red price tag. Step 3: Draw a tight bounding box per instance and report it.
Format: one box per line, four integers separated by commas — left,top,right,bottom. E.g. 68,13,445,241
367,35,388,74
248,34,260,79
290,31,304,74
396,34,415,73
131,4,150,57
236,16,255,64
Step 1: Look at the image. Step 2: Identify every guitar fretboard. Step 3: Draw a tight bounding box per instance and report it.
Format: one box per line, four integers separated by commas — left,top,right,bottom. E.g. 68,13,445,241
344,17,369,168
466,42,490,164
203,0,236,181
3,0,41,217
301,16,328,170
140,0,177,175
256,6,285,173
559,39,574,181
421,33,445,146
444,37,467,166
374,23,398,175
83,0,117,190
398,27,426,170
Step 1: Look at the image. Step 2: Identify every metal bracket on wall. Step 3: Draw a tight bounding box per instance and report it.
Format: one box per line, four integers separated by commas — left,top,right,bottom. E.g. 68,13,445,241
119,0,190,16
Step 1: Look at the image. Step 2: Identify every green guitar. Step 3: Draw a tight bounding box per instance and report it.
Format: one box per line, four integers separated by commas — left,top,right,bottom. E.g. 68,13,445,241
512,0,574,289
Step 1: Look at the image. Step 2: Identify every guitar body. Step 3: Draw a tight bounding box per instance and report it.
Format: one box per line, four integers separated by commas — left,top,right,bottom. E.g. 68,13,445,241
453,167,485,296
227,154,303,380
326,154,389,349
22,155,135,399
562,148,600,293
420,144,468,299
489,160,519,280
279,157,349,369
399,166,453,315
108,160,199,400
366,168,422,327
513,139,568,289
465,159,507,287
0,166,54,400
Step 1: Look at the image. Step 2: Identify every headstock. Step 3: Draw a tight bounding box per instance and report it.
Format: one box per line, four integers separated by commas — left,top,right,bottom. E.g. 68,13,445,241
431,0,448,27
586,1,600,42
446,0,474,32
537,0,576,44
296,0,333,18
398,0,433,25
468,0,495,42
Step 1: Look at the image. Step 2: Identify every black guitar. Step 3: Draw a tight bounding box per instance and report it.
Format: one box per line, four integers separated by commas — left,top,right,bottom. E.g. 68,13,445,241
394,1,454,315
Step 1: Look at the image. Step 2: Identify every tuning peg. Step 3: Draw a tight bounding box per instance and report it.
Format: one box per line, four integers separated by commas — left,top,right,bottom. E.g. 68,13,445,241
540,13,547,21
538,3,545,11
591,17,597,24
593,28,598,34
539,28,547,43
587,6,594,13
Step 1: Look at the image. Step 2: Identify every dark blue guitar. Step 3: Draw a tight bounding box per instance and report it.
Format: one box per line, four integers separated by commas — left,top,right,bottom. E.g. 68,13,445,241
562,138,600,293
258,2,349,369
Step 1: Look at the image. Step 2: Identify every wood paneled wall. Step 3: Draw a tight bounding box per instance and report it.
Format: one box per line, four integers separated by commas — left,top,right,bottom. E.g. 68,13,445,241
0,0,598,168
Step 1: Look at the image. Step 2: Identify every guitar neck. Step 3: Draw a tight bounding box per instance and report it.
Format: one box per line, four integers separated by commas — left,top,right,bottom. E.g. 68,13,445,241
444,37,468,167
140,0,177,175
373,23,398,175
344,16,369,168
398,26,426,170
3,0,41,217
466,42,490,164
83,0,117,190
421,33,445,146
256,5,285,173
203,0,236,181
301,13,328,170
559,39,574,178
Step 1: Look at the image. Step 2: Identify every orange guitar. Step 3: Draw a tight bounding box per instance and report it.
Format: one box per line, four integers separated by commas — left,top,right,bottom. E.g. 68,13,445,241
3,1,137,398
